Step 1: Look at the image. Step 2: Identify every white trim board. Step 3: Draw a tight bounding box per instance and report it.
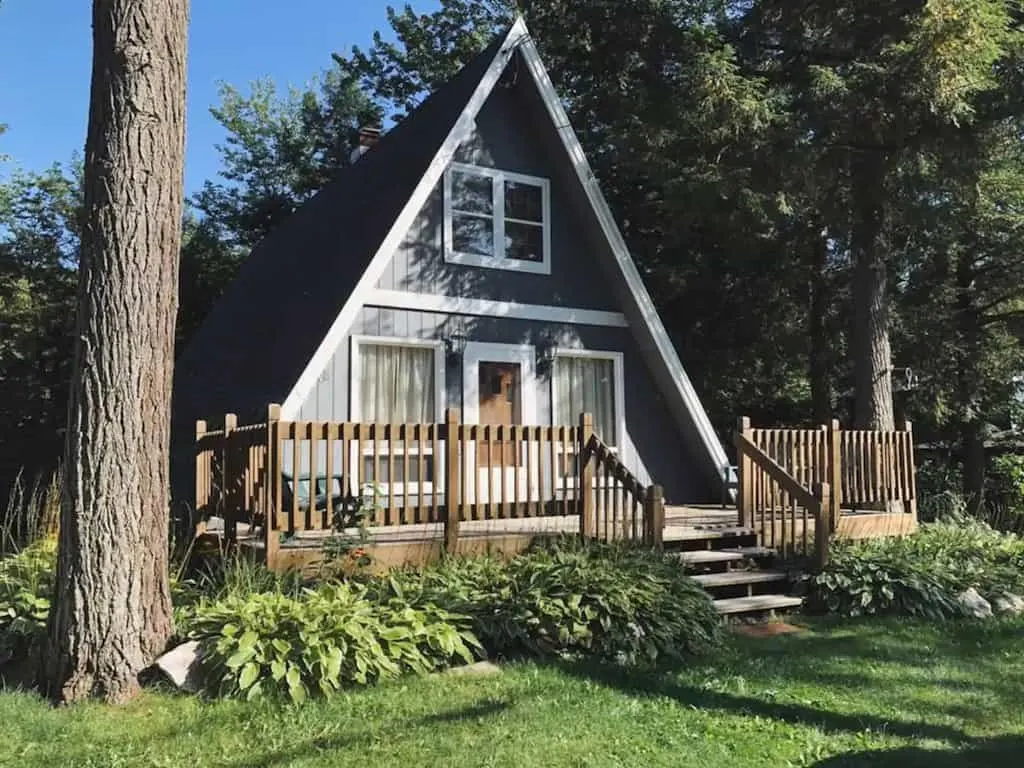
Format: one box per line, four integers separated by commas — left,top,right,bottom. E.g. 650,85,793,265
462,341,538,425
368,289,628,328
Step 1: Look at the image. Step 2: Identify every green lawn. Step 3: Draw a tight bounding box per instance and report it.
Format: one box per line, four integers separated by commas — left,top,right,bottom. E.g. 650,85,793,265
2,617,1022,767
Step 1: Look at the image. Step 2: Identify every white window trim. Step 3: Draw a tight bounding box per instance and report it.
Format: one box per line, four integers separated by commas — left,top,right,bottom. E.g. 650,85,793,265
443,162,552,275
550,348,625,447
551,348,627,490
349,335,446,496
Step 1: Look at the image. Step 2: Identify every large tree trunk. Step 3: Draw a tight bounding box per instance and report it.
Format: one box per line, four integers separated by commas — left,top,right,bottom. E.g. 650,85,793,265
45,0,189,705
850,158,895,432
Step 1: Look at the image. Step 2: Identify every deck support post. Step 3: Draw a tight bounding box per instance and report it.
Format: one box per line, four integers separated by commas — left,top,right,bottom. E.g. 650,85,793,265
902,421,917,519
223,413,238,544
736,417,752,528
265,404,282,571
644,484,664,550
828,419,842,532
444,408,461,554
578,412,595,539
814,481,831,570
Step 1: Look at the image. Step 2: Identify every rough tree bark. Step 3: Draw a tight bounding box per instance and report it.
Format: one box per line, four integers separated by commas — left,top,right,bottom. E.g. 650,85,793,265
850,156,895,432
45,0,189,704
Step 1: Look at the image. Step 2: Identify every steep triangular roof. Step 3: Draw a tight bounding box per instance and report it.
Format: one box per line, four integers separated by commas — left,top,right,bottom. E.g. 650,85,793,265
173,28,513,424
175,18,731,490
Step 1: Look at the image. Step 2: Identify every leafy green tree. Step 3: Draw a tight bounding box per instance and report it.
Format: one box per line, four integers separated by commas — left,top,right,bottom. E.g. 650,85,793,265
746,0,1020,431
192,71,381,251
0,164,81,502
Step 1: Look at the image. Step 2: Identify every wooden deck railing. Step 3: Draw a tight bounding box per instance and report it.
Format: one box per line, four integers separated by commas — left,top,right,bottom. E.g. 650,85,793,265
195,405,663,568
735,417,918,567
579,414,664,548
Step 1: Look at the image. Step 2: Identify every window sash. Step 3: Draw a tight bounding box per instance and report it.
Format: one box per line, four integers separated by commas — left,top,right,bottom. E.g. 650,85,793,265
444,164,549,266
553,355,618,446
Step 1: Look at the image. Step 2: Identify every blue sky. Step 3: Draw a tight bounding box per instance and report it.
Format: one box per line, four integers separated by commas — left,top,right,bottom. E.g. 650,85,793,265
0,0,441,193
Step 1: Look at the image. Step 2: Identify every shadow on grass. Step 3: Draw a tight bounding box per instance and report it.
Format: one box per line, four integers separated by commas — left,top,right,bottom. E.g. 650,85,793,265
810,735,1024,767
226,697,513,768
557,659,970,743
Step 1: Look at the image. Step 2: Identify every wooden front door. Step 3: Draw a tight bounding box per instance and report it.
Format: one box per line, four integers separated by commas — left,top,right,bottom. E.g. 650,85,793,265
477,361,522,465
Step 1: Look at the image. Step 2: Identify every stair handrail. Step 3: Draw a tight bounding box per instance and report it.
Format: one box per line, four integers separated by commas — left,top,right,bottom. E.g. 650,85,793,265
578,413,663,547
735,431,832,569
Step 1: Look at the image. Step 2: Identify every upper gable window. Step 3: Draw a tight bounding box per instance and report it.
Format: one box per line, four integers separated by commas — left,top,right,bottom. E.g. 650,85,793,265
443,163,551,275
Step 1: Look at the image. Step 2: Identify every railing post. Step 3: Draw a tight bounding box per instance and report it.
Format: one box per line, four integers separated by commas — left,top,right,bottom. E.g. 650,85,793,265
903,420,917,519
644,484,665,550
194,419,208,536
828,419,842,533
223,413,238,543
444,408,461,554
265,404,282,571
578,412,595,539
814,481,831,570
736,417,752,527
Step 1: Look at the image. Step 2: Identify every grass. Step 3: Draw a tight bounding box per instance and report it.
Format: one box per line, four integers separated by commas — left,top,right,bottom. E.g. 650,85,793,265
1,617,1023,767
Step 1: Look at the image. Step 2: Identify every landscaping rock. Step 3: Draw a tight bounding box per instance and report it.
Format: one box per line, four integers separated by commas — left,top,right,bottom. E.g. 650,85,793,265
153,640,204,693
957,588,993,619
993,593,1024,616
443,661,502,678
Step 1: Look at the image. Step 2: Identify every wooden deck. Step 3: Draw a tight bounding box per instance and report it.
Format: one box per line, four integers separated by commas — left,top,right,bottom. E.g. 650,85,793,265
197,505,745,573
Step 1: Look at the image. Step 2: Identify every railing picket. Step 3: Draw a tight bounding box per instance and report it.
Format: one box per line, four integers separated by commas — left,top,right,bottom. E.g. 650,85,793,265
512,425,522,517
430,423,440,523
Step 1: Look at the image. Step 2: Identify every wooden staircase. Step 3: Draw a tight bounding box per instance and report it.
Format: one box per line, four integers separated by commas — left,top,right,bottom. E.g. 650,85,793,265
663,514,805,619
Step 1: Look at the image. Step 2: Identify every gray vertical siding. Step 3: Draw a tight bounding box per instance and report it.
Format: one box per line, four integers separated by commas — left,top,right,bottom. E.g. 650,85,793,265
296,307,709,502
375,76,618,312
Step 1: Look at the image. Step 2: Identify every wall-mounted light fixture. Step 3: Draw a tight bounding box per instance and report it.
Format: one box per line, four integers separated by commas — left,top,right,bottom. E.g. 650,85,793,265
444,330,468,361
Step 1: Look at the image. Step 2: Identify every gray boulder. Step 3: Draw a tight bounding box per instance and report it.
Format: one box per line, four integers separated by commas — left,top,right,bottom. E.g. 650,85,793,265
957,588,993,619
992,593,1024,616
153,640,204,692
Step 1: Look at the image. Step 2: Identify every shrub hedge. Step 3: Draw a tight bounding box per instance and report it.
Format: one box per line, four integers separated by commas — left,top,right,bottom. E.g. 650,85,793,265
365,538,722,664
807,521,1024,618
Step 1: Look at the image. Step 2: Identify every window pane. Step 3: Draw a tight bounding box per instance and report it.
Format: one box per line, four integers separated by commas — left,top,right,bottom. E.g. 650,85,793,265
505,180,543,222
554,356,616,444
359,344,435,423
505,220,544,262
450,170,493,215
453,213,494,257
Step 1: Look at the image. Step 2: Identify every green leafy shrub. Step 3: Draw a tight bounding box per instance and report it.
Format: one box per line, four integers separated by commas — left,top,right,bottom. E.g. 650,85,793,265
367,538,721,664
186,581,480,702
807,522,1024,618
0,538,56,662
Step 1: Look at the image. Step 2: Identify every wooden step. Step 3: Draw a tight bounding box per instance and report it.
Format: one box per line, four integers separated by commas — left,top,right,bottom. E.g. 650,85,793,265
675,550,745,565
663,526,756,542
713,594,803,615
693,570,787,589
674,546,775,565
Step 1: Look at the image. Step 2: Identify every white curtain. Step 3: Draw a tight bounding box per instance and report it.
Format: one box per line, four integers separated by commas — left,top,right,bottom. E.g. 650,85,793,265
359,344,435,423
554,356,616,444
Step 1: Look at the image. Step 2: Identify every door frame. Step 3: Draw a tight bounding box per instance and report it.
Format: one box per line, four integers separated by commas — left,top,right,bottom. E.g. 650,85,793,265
462,342,537,425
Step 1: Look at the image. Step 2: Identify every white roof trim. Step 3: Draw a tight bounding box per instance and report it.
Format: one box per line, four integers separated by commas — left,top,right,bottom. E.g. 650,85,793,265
280,18,529,419
513,25,730,484
281,16,729,491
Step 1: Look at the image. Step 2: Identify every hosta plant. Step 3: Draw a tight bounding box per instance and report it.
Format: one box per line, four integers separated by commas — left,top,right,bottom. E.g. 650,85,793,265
186,581,480,702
